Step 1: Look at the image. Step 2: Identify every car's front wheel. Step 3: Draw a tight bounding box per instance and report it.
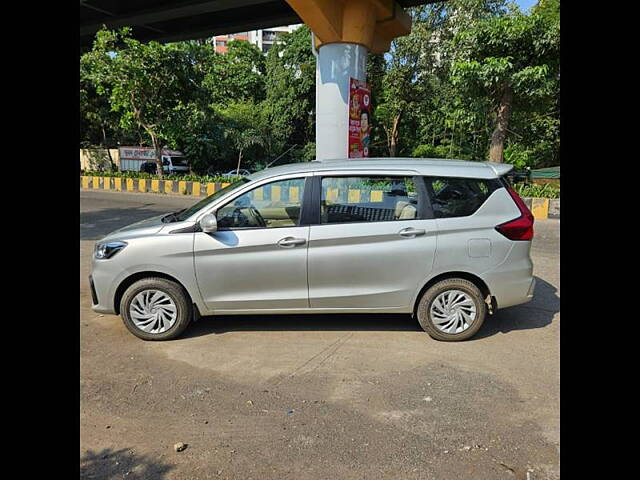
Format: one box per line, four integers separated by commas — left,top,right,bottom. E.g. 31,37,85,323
416,278,487,341
120,277,192,341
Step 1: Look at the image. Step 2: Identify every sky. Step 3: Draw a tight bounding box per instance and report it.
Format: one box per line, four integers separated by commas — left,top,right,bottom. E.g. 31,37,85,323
516,0,538,12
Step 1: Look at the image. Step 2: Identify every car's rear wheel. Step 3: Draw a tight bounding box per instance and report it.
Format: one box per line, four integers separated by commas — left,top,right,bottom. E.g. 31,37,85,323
120,277,192,341
416,278,487,341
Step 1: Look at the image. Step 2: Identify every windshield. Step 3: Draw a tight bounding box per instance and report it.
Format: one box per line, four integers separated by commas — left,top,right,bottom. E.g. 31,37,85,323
174,178,250,222
170,156,188,166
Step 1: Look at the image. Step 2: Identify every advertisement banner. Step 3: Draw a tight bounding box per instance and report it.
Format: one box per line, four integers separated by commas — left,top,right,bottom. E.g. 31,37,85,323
348,78,371,158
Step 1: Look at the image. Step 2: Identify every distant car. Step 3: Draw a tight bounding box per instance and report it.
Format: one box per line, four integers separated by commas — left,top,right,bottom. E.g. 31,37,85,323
222,169,251,177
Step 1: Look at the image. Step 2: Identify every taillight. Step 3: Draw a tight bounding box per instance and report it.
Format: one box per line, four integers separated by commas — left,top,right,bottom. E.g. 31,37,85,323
495,187,534,241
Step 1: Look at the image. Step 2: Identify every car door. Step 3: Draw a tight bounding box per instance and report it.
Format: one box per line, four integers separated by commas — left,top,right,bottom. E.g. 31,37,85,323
307,173,438,310
194,175,311,312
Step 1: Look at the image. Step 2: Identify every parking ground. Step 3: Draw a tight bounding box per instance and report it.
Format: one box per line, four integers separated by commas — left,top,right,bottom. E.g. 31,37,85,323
80,190,560,480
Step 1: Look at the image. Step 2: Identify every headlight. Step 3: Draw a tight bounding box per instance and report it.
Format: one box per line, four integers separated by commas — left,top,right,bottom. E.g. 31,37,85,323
95,241,127,259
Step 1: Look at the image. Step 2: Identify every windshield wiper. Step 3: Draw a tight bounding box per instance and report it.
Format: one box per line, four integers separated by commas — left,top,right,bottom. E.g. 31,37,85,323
161,209,186,223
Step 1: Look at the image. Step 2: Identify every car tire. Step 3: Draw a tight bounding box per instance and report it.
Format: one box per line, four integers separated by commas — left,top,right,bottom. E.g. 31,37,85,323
120,277,192,341
416,278,487,342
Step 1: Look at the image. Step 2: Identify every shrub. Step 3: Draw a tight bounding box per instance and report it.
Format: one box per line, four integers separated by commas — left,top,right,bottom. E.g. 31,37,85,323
82,170,242,184
513,182,560,199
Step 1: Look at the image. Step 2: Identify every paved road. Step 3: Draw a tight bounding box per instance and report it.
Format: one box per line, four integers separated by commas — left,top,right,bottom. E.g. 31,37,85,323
80,190,560,480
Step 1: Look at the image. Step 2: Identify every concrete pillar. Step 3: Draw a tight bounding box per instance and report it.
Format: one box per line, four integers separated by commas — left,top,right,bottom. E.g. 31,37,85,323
285,0,411,160
316,43,368,160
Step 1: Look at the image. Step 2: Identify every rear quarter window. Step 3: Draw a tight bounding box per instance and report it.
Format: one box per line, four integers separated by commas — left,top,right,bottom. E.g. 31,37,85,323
424,176,503,218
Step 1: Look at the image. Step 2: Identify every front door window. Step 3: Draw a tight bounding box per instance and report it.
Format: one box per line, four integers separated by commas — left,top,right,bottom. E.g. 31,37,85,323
216,178,306,229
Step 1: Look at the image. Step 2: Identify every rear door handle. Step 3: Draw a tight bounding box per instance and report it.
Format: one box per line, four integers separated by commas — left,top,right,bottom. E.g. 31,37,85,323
398,227,426,238
277,237,306,248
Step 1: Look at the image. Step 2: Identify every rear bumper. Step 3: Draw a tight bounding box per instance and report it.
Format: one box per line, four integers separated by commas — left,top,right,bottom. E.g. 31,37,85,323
483,242,535,309
526,277,536,299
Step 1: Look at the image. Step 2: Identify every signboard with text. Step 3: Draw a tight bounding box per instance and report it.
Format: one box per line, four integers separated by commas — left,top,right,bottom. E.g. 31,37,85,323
118,146,182,161
117,146,184,172
348,78,371,158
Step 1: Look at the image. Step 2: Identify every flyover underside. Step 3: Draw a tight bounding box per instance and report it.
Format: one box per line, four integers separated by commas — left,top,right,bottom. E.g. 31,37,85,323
80,0,434,50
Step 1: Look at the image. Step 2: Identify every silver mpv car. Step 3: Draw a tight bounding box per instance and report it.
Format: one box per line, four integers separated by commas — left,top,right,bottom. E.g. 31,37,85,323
90,158,535,342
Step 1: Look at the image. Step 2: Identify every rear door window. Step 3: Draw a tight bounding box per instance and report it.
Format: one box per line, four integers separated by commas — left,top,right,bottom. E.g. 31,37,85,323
320,176,420,224
424,177,502,218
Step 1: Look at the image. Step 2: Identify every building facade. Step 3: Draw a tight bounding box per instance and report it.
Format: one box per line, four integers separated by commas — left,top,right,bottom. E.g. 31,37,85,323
211,24,301,54
248,25,301,53
211,32,250,54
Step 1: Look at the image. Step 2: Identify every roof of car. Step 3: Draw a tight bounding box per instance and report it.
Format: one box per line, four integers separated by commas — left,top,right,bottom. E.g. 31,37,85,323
247,157,513,182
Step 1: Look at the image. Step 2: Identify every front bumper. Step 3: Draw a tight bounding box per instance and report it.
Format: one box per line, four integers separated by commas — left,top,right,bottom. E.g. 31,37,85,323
90,273,117,314
89,257,121,314
89,275,99,305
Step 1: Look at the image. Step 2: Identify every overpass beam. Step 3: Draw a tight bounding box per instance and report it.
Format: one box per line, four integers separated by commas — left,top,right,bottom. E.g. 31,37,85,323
286,0,412,159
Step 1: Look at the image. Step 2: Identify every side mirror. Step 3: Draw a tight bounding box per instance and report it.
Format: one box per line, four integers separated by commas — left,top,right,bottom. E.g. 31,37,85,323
199,213,217,233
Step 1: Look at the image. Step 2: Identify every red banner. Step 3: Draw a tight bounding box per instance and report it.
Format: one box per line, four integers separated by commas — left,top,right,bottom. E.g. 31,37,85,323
348,78,371,158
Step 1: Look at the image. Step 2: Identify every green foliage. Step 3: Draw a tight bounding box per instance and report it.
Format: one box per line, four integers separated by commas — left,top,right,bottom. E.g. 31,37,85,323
452,12,559,98
217,100,267,172
81,28,211,177
264,26,316,154
503,143,531,169
513,182,560,198
448,8,559,161
81,170,242,183
532,0,560,23
80,59,139,148
80,1,559,175
300,142,317,162
204,40,266,105
412,144,457,159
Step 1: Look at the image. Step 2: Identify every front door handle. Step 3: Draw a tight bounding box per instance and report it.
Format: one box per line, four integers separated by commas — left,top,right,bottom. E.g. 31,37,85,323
398,227,426,238
277,237,306,248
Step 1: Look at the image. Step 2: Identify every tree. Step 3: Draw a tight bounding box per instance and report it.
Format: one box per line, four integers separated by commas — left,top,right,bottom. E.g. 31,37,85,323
374,10,434,157
533,0,560,23
80,57,142,155
371,1,507,158
81,28,203,177
203,40,266,106
264,26,316,159
218,101,266,175
172,40,266,173
451,10,559,162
